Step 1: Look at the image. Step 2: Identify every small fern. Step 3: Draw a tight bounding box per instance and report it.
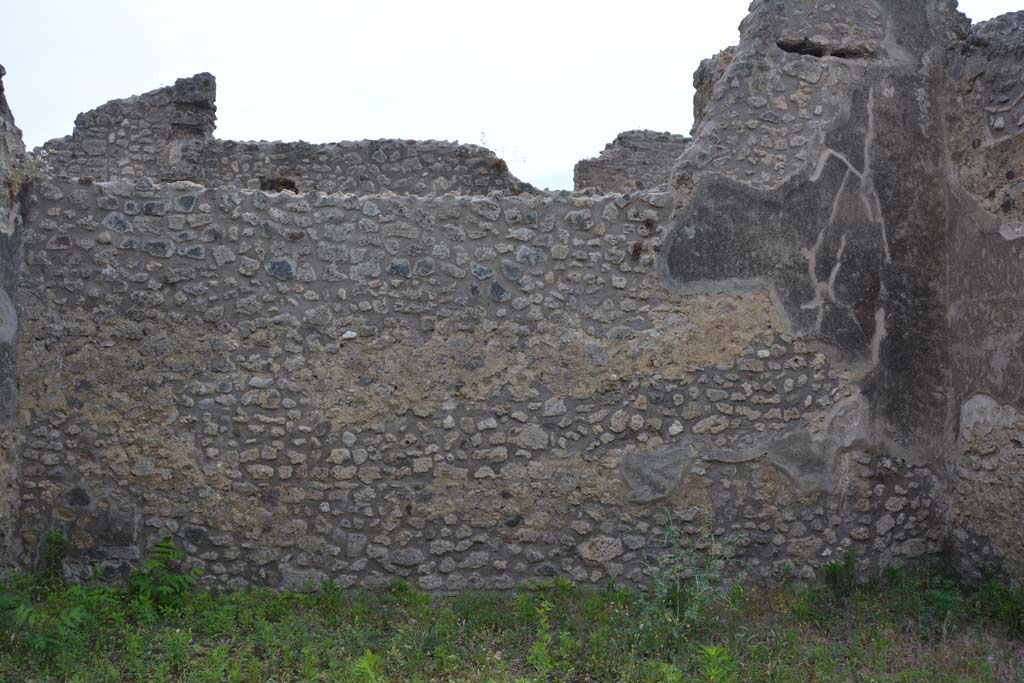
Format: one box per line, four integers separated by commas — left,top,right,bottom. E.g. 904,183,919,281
697,644,737,683
822,551,858,602
525,600,554,678
352,648,384,683
128,537,203,611
38,529,67,591
0,591,87,655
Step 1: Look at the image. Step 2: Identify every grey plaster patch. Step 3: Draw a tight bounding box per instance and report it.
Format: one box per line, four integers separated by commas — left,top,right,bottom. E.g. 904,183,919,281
0,204,13,237
960,394,1021,437
764,432,838,493
279,566,329,592
716,393,878,494
998,223,1024,241
622,393,878,500
621,445,698,503
0,288,15,344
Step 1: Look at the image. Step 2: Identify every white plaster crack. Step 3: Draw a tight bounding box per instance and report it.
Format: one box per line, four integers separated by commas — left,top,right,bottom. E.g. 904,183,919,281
863,87,893,264
801,86,891,346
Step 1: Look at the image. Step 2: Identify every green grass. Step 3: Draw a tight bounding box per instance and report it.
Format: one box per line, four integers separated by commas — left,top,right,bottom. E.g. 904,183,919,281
2,559,1023,682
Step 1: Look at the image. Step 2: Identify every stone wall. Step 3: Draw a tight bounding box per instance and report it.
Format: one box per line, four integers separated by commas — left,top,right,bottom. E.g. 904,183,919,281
691,47,735,136
40,73,217,183
7,0,1024,589
945,11,1024,579
0,64,26,569
201,139,535,196
39,75,533,196
13,177,943,589
573,131,690,193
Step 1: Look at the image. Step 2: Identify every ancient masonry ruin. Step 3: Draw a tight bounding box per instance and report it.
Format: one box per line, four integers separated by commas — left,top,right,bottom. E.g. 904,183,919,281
1,0,1024,591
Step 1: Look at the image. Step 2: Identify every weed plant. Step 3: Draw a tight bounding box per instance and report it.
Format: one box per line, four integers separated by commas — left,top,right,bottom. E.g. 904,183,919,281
1,530,1022,682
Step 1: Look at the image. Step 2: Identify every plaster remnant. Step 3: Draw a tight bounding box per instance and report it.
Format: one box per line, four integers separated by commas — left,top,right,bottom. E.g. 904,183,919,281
0,288,15,344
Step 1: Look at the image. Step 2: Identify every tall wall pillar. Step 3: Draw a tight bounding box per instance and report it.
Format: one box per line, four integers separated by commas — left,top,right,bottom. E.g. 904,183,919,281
0,64,26,569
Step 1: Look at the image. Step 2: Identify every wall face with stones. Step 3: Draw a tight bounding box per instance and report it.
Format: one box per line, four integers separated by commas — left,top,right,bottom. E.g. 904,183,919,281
573,131,690,193
8,0,1024,588
945,12,1024,579
667,0,966,458
14,177,945,589
656,0,971,579
0,64,26,569
38,75,533,197
40,74,217,184
200,140,535,196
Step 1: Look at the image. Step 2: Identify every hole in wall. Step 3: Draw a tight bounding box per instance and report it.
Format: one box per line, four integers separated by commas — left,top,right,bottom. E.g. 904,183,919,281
776,39,874,60
830,47,873,59
778,38,827,57
260,177,299,193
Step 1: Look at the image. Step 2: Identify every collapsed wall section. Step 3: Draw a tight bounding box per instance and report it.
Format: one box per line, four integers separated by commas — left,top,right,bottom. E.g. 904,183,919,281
40,73,217,183
201,138,534,196
0,64,26,568
573,131,690,193
38,74,533,196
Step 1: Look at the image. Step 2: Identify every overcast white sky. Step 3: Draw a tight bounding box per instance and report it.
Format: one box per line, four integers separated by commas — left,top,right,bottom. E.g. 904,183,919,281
1,0,1019,190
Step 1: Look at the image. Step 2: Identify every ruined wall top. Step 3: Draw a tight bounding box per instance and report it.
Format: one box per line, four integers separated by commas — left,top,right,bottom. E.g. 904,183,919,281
0,65,25,171
675,0,970,192
573,130,690,194
41,73,215,183
946,9,1024,226
38,73,535,196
